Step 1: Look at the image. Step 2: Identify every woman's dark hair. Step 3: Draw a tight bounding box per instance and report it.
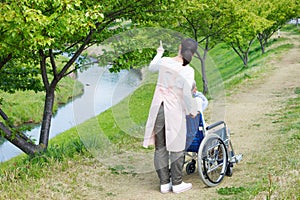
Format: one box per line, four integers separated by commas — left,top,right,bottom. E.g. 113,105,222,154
180,38,198,66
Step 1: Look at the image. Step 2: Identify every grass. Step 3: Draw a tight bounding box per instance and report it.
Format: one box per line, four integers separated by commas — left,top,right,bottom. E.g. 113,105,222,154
0,54,84,127
0,24,299,199
0,77,83,128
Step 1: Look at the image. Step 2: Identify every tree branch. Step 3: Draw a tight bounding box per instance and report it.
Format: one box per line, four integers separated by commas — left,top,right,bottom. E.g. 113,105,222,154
183,15,198,41
0,109,8,121
39,50,50,91
0,53,12,70
49,49,58,78
58,29,95,80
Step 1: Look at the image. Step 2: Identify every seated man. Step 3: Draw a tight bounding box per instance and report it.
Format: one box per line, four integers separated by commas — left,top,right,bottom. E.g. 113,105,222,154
185,81,208,151
191,80,208,113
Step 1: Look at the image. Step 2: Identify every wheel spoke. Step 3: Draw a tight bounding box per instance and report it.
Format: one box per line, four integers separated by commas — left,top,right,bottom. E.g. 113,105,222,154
198,134,228,186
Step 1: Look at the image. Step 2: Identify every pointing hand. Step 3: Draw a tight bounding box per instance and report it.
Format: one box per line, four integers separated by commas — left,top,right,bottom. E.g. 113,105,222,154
157,40,164,53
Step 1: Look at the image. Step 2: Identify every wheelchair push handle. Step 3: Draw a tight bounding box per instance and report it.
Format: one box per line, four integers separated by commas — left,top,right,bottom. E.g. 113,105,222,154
206,121,226,130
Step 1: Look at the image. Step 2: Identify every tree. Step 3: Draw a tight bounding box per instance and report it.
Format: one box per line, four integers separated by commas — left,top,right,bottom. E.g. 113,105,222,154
222,0,271,67
0,0,174,156
256,0,299,54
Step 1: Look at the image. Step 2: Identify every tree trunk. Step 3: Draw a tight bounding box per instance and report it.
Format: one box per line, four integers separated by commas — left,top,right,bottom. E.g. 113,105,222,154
39,86,56,149
257,34,265,54
201,49,209,94
1,65,60,156
195,51,208,94
243,52,248,67
230,44,249,67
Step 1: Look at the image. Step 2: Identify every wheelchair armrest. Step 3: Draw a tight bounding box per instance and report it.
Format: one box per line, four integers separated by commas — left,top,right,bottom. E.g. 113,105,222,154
206,121,225,130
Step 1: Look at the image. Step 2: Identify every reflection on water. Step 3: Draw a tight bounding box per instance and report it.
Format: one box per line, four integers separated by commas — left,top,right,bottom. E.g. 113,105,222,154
0,65,141,162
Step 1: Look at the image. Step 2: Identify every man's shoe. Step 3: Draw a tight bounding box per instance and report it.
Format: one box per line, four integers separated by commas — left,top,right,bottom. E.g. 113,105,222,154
160,182,172,194
172,182,192,193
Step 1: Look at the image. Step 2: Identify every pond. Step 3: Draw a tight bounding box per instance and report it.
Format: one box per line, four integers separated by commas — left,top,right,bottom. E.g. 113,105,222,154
0,64,142,162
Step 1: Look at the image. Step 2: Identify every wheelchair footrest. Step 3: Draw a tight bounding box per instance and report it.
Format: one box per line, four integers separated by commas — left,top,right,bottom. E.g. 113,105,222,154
230,154,243,164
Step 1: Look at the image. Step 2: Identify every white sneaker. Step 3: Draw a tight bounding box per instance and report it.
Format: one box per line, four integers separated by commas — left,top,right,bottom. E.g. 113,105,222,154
172,182,192,193
160,182,172,194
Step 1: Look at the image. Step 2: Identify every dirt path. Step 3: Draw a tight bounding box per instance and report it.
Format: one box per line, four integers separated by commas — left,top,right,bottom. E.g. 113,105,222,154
33,32,299,200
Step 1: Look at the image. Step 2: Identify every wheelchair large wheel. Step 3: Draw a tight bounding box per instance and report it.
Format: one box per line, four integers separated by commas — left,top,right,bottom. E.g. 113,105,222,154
198,133,228,187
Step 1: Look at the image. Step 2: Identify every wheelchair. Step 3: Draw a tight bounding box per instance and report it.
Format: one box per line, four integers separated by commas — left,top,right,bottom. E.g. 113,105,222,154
184,113,242,187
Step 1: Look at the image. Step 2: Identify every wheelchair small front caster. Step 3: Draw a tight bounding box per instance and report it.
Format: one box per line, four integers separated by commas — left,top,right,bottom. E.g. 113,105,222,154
186,159,196,175
226,163,233,177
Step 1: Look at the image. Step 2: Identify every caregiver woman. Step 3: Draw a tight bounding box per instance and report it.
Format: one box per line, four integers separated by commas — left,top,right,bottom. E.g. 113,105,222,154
143,38,198,194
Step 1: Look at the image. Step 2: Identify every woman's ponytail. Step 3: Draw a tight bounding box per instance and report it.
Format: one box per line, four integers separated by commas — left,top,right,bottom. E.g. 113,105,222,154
180,38,198,66
182,49,193,66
